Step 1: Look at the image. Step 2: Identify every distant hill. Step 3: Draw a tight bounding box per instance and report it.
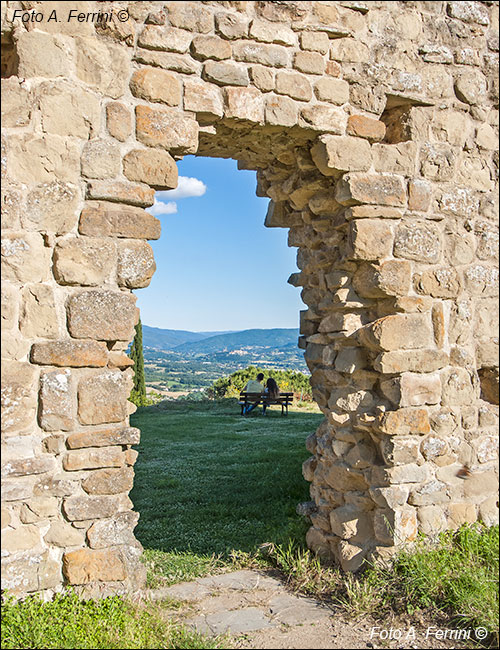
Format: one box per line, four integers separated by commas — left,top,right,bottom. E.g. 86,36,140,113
142,325,233,350
174,328,299,355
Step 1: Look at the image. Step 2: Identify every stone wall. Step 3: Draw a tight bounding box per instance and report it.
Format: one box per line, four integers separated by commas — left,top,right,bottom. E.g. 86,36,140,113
1,0,498,595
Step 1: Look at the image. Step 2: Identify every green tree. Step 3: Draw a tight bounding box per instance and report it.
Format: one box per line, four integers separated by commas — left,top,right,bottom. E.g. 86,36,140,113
129,319,146,405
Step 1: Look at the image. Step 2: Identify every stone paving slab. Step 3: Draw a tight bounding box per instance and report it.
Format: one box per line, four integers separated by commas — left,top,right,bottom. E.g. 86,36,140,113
196,569,283,591
188,607,277,636
268,593,332,625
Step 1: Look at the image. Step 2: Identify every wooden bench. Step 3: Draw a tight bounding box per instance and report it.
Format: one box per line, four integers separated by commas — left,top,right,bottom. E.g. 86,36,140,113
239,392,294,416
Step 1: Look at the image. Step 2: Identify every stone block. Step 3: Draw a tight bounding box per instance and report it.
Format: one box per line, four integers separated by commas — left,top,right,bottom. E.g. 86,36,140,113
463,265,498,296
454,70,488,105
117,240,156,288
134,48,199,75
63,447,126,471
87,511,139,548
441,367,477,406
77,370,130,425
2,524,42,554
2,455,55,478
275,71,312,101
380,373,441,407
130,68,182,106
360,313,434,351
66,427,140,449
394,222,442,263
215,13,249,40
38,81,101,140
374,349,449,374
447,1,489,24
329,506,371,541
86,181,155,208
1,233,51,283
313,78,349,105
20,497,59,523
345,441,376,469
335,174,406,207
233,41,290,68
379,436,421,465
137,25,192,53
249,18,296,46
478,496,499,527
2,187,22,230
106,102,132,142
79,203,161,240
335,348,366,373
16,31,74,78
63,494,132,522
54,237,116,286
293,51,325,75
75,37,130,99
44,522,85,547
23,182,80,234
39,369,74,432
353,260,412,298
203,60,249,86
369,486,409,509
81,140,121,180
183,78,224,118
63,548,126,584
123,149,178,190
19,285,59,339
265,95,298,127
373,142,417,175
373,507,418,545
299,104,347,134
417,506,448,536
82,467,135,496
67,290,137,341
42,435,66,455
347,115,386,142
300,30,330,54
250,66,275,92
311,135,372,177
1,285,18,330
191,35,232,60
166,2,214,33
1,78,32,128
135,105,199,154
420,142,456,181
6,134,80,185
407,179,431,212
1,361,38,435
224,87,265,123
348,219,394,260
416,267,461,299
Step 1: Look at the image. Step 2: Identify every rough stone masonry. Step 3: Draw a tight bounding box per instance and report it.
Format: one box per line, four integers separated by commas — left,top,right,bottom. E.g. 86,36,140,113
1,0,498,597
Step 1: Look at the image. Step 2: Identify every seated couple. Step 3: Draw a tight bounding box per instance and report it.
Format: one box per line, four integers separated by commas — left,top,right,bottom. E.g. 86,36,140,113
242,373,280,415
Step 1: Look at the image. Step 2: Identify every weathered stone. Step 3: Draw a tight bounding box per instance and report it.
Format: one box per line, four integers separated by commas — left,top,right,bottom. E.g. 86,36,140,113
23,181,80,234
394,222,442,263
369,486,409,509
224,87,265,123
191,35,232,61
353,260,411,298
54,237,116,286
299,104,347,134
137,25,192,52
38,81,101,140
463,264,498,296
447,1,489,25
63,548,126,584
166,2,213,33
417,505,448,536
336,174,406,207
130,68,182,106
215,12,248,40
77,370,130,425
106,102,132,142
347,115,386,142
374,349,449,374
42,435,66,455
1,78,32,128
294,51,325,75
454,71,488,105
82,467,135,496
407,179,431,212
63,494,132,522
373,507,418,545
79,203,161,240
441,368,477,406
300,30,330,54
265,95,298,127
361,314,433,351
19,285,59,340
1,233,51,283
20,497,59,523
329,506,371,540
39,369,74,432
233,41,290,68
5,134,80,185
44,522,85,547
123,149,178,191
66,427,140,449
117,240,156,289
134,48,200,75
75,37,130,99
416,267,461,299
64,447,126,471
203,60,249,86
379,436,421,465
314,78,349,105
311,135,372,177
135,105,199,154
380,373,442,407
86,181,155,208
67,291,137,341
335,348,366,374
16,31,74,79
348,220,394,261
184,78,224,118
275,71,312,102
2,524,42,554
250,65,275,92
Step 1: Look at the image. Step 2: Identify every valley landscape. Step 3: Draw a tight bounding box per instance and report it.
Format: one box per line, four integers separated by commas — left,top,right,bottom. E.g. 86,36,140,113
141,325,308,395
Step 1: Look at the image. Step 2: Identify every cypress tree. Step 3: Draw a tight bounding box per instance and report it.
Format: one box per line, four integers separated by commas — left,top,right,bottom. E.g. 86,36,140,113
130,319,146,401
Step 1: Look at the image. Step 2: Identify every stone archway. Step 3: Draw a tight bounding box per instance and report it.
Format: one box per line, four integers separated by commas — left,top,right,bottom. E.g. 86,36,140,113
1,1,498,597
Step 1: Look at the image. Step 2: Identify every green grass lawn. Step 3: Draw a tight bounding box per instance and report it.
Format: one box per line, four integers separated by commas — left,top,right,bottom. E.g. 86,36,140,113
130,399,323,558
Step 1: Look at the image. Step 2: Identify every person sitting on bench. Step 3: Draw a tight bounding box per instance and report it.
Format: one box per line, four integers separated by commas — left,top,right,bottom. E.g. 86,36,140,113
262,377,280,416
242,372,265,415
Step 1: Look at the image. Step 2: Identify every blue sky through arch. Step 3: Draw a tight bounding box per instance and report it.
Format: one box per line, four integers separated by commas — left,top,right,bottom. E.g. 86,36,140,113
135,156,305,332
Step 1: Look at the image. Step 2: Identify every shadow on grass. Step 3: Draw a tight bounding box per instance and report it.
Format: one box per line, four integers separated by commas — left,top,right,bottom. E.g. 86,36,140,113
129,399,323,558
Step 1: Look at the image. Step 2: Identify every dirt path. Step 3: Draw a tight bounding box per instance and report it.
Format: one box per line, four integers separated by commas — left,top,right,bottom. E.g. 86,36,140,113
137,569,475,649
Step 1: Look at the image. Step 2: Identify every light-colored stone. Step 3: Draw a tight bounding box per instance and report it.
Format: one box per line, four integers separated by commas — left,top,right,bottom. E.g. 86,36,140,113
348,220,393,261
311,135,372,176
130,68,182,106
380,373,442,407
54,237,116,286
183,78,224,118
86,181,155,208
336,174,406,207
117,240,156,289
203,60,249,86
67,290,137,341
137,25,192,53
19,285,59,339
135,105,199,154
79,203,161,240
374,349,449,374
106,102,132,142
38,81,101,139
299,104,347,134
224,86,264,123
314,78,349,105
82,467,135,496
63,494,132,522
39,369,74,432
66,427,140,449
361,313,433,351
81,140,121,180
44,522,85,547
63,548,126,584
64,447,126,471
123,149,178,190
275,71,312,102
75,37,130,99
77,370,130,425
1,233,51,283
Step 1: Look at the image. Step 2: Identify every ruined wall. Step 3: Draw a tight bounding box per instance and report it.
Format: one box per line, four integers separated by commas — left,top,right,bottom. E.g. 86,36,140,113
1,0,498,595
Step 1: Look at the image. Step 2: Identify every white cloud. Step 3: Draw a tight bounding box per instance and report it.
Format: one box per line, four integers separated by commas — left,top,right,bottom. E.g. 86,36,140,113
146,199,178,216
156,176,207,201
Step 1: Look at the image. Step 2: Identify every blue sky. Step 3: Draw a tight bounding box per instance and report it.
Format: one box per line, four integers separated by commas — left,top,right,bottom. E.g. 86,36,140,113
135,156,305,332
